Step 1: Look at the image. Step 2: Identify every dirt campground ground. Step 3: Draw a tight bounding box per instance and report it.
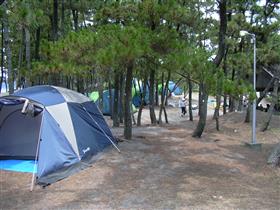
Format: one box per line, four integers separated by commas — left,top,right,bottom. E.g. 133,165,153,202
0,103,280,210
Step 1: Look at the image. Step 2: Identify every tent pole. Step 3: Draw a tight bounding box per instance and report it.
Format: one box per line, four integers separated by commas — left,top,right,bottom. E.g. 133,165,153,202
82,105,121,153
30,112,44,191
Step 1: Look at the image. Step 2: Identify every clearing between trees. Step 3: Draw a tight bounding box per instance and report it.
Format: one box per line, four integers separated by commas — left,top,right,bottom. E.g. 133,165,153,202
0,107,279,210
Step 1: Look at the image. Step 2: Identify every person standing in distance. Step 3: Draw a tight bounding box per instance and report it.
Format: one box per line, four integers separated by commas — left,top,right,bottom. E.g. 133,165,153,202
179,97,186,117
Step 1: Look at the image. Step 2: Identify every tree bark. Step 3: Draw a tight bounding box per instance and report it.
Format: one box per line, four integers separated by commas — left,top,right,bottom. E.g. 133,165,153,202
124,61,134,139
3,2,13,94
0,23,4,93
97,75,103,112
192,83,208,138
149,68,157,124
72,9,79,31
61,0,65,36
159,70,170,124
188,75,193,121
52,0,59,41
25,27,31,87
155,79,159,106
137,75,148,126
113,71,120,127
35,27,41,60
119,73,124,123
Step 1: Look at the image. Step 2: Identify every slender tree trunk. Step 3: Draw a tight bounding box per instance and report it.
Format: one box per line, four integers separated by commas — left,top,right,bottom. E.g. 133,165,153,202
261,78,279,131
245,104,251,123
223,95,227,114
97,76,103,112
3,2,13,94
25,27,31,86
237,96,243,111
0,23,4,93
72,9,79,31
213,70,223,131
198,84,203,116
149,68,157,124
52,0,58,41
229,68,236,112
192,83,208,138
113,71,120,127
61,0,65,36
159,70,170,124
108,80,113,118
137,75,147,126
35,27,41,60
124,61,134,139
188,76,193,121
163,106,168,123
119,73,124,123
155,80,159,106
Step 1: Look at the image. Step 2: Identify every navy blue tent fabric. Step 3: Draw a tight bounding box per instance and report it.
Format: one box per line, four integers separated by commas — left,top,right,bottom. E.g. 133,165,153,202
37,111,79,180
14,86,65,106
0,98,25,106
0,85,116,186
67,102,115,160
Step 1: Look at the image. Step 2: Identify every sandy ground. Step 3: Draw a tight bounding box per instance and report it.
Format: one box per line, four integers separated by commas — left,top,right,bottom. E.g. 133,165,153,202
0,105,280,210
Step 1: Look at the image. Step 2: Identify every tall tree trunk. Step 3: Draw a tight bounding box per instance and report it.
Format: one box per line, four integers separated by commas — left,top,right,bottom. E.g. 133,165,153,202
213,71,223,131
0,23,4,93
108,80,113,119
25,27,31,87
17,28,24,88
155,79,159,106
113,71,120,127
198,84,202,116
52,0,58,41
72,9,79,31
61,0,65,36
159,70,170,124
229,69,236,112
192,83,208,138
137,75,147,126
261,78,279,131
212,0,227,131
245,104,251,123
124,61,133,139
119,73,124,123
188,75,193,121
223,95,227,114
149,68,157,124
97,76,103,112
35,27,41,61
3,2,13,94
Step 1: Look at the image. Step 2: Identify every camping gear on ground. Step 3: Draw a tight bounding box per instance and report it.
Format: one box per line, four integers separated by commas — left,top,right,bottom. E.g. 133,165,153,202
0,85,119,189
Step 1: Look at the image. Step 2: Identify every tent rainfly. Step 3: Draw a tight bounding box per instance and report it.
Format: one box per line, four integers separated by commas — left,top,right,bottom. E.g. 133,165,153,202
0,85,119,190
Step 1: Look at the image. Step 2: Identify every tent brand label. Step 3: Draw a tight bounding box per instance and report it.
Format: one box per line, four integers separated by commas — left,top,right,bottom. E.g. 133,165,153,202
83,147,90,154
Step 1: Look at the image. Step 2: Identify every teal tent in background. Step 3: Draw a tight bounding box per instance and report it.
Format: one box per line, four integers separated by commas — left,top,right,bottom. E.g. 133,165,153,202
90,89,137,115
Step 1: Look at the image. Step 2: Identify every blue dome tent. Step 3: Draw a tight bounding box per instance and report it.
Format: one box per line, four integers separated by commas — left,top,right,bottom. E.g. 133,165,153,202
0,85,118,188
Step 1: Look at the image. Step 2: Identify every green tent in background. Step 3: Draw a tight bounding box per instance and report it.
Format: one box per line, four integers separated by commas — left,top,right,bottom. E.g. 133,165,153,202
89,90,137,115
